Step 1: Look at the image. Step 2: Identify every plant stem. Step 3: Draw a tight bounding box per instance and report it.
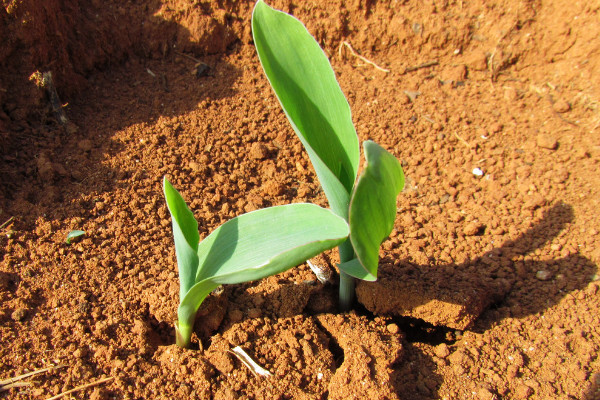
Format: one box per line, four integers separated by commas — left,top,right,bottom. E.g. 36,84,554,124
175,318,194,349
338,271,355,311
338,239,355,311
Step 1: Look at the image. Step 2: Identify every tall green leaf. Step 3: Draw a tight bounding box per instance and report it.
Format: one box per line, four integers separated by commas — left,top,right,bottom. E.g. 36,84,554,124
347,141,404,279
252,0,359,218
164,177,200,300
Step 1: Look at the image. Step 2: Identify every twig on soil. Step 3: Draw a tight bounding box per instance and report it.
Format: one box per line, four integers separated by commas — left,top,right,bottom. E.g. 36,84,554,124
338,41,390,73
423,115,436,124
0,365,66,392
402,60,439,74
45,376,114,400
174,50,202,64
0,216,14,231
228,346,272,378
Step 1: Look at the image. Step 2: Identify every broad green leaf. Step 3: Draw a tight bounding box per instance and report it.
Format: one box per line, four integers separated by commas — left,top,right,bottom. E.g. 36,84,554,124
252,0,359,217
194,203,349,283
164,177,200,299
178,203,349,337
347,141,404,279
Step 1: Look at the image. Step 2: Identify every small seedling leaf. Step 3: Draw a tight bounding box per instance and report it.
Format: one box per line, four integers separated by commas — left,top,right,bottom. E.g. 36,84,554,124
164,177,200,299
347,141,404,279
252,0,359,217
177,203,349,346
337,258,376,282
66,230,85,244
165,179,350,347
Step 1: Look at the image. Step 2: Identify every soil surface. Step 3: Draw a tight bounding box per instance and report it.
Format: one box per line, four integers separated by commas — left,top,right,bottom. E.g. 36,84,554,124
1,0,600,399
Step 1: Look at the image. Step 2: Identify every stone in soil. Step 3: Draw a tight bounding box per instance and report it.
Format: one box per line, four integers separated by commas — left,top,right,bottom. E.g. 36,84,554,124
536,134,558,150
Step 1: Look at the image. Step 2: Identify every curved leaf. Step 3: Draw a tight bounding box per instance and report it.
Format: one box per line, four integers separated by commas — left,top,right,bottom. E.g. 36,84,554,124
252,0,359,216
164,177,200,299
194,203,349,283
176,203,350,346
338,257,376,282
347,141,404,279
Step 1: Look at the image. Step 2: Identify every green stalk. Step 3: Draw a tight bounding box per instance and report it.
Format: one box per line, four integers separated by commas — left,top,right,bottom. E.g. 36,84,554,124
338,239,355,311
175,315,195,349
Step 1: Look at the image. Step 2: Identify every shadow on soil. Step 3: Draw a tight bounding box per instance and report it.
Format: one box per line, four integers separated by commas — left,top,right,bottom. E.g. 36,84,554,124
0,3,241,230
355,202,597,398
364,202,596,326
472,202,596,324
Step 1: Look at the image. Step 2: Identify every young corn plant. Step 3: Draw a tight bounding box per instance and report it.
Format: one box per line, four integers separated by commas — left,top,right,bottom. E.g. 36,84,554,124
252,1,405,310
163,177,349,348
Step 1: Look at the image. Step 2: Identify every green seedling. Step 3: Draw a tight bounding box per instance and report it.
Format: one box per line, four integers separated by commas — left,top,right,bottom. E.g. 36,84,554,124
252,1,405,310
66,230,85,244
163,177,349,348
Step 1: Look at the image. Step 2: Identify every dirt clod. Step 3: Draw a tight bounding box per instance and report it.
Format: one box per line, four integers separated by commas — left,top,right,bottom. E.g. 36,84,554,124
552,99,571,113
249,142,269,160
536,134,558,150
11,307,27,321
356,264,499,330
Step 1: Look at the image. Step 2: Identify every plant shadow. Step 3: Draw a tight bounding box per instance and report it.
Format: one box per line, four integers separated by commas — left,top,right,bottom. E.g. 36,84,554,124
356,201,597,398
359,202,596,328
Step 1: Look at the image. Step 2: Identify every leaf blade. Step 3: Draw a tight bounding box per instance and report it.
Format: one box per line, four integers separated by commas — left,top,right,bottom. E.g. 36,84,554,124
252,0,359,214
177,203,349,344
347,141,404,279
163,177,200,299
195,203,349,283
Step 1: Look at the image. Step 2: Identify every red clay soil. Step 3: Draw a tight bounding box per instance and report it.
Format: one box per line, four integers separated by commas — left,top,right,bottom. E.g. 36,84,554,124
1,0,599,399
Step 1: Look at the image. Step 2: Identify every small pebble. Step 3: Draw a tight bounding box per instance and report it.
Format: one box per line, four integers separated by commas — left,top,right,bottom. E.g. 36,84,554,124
249,143,269,160
472,167,484,177
536,134,558,150
247,308,262,318
11,308,27,321
228,309,243,323
434,343,450,358
489,122,502,133
536,270,552,281
514,384,533,399
476,386,496,400
464,222,484,236
386,323,400,334
552,99,571,113
77,139,93,152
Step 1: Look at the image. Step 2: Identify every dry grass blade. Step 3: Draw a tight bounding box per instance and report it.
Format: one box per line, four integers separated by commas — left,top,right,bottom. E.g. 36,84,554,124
0,216,14,231
338,41,390,73
0,365,66,392
45,376,114,400
228,346,273,378
0,381,31,391
402,60,439,74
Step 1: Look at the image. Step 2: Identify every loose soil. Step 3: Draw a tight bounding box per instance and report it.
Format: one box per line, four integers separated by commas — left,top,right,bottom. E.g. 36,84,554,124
1,0,599,399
